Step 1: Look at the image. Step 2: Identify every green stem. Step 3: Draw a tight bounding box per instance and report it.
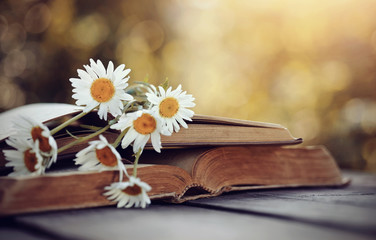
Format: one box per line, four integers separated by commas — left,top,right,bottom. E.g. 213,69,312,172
57,124,110,154
111,128,128,148
132,149,142,177
50,110,90,135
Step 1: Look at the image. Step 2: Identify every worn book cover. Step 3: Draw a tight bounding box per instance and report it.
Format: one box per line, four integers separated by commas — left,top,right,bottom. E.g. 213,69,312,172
0,145,347,216
0,104,346,216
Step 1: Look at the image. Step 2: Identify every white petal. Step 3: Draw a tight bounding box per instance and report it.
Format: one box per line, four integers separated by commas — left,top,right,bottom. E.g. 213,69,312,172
77,69,93,83
97,103,108,120
176,115,188,129
133,134,149,153
172,119,180,132
166,86,172,96
113,64,125,77
121,129,137,149
179,108,194,119
146,93,160,105
84,64,98,80
90,59,104,77
83,101,98,112
158,86,166,98
107,61,114,79
150,132,161,153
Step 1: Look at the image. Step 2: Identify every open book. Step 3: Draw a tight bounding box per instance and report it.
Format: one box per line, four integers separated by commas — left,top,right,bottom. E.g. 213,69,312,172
0,103,302,164
0,103,345,215
0,103,302,145
0,145,346,216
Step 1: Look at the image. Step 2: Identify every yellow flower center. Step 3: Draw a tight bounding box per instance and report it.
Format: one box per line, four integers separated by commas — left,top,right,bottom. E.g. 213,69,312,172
122,184,142,196
159,97,179,118
95,146,118,167
24,149,37,172
31,126,51,153
90,78,115,102
133,113,157,135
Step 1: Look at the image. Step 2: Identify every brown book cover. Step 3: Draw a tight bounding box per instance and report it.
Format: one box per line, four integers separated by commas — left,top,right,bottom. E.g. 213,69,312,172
0,104,345,216
0,145,347,216
0,103,302,145
0,103,302,165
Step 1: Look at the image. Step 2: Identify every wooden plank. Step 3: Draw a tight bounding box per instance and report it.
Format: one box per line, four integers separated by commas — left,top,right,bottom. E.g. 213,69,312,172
188,171,376,236
9,204,374,240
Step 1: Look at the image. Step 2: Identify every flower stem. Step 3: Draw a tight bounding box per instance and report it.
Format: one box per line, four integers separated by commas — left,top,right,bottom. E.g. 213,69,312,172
111,128,128,148
50,110,90,135
132,149,142,177
57,124,110,154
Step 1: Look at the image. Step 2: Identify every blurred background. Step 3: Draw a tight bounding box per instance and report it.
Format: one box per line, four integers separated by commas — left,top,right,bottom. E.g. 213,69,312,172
0,0,375,172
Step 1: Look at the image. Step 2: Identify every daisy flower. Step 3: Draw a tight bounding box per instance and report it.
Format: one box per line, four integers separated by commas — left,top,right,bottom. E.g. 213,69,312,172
74,135,127,180
70,59,134,121
3,137,45,176
110,110,170,153
146,84,195,133
103,176,151,208
11,116,57,167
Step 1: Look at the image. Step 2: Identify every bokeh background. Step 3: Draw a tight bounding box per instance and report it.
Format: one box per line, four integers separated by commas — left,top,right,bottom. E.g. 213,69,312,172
0,0,376,172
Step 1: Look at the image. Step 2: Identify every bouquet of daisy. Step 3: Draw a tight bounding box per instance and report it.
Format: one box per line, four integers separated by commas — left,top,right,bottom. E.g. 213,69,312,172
3,59,195,209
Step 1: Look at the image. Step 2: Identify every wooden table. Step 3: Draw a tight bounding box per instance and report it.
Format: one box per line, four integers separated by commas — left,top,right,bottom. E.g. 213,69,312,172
0,170,375,240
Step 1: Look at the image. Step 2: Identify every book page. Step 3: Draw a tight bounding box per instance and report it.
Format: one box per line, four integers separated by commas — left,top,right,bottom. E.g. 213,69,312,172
193,114,284,128
0,103,81,140
191,146,344,192
0,164,193,216
138,148,210,174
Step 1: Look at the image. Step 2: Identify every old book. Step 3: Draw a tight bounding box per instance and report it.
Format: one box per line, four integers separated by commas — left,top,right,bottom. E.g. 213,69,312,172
0,103,302,146
0,103,301,165
0,145,346,216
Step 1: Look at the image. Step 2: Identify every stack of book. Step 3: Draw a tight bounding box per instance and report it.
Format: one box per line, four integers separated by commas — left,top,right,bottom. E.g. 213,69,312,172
0,104,346,215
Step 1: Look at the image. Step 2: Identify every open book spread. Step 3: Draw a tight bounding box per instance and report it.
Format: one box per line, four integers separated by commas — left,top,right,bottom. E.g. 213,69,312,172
0,103,346,216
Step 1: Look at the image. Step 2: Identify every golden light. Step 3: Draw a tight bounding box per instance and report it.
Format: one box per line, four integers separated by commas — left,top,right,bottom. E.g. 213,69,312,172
0,0,375,171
